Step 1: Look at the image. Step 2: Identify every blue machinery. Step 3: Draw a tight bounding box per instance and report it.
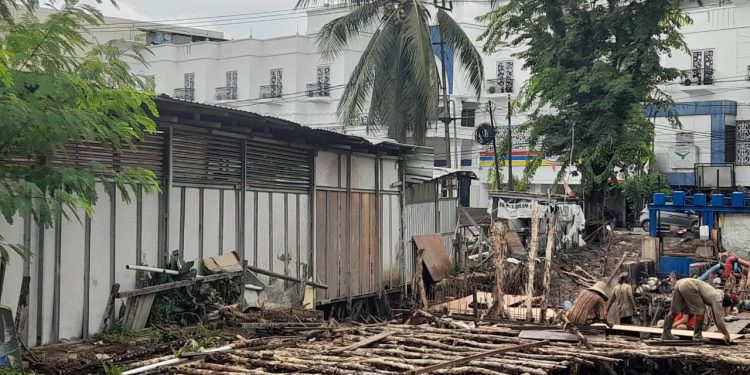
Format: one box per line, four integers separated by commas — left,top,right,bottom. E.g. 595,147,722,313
648,191,750,237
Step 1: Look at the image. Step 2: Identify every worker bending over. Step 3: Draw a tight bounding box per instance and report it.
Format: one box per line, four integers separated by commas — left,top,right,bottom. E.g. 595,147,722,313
607,272,636,324
662,278,731,343
567,281,614,328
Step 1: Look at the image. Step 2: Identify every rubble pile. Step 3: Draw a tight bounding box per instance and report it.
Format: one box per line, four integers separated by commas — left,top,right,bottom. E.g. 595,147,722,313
550,232,641,305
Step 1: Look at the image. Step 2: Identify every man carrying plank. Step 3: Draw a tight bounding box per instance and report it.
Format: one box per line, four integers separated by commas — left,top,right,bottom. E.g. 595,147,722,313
662,278,732,343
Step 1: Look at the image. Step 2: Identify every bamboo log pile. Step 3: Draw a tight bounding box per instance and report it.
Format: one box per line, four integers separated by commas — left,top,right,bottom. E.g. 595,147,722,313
127,321,750,375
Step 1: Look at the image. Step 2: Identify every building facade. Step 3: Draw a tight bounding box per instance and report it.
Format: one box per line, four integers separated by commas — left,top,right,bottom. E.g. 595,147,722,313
653,1,750,190
128,1,750,206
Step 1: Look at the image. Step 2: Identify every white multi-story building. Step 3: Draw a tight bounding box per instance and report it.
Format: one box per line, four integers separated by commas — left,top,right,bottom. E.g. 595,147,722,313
19,7,226,48
653,0,750,190
129,1,750,207
131,4,581,208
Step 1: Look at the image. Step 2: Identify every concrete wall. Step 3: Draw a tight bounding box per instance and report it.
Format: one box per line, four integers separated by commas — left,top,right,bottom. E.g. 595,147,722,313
720,213,750,257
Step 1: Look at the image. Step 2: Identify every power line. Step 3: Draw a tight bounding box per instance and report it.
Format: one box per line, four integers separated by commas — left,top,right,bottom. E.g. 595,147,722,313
88,5,333,28
90,8,353,33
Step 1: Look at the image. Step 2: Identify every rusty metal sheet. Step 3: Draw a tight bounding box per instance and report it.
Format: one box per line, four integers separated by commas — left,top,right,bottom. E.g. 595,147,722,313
413,233,451,281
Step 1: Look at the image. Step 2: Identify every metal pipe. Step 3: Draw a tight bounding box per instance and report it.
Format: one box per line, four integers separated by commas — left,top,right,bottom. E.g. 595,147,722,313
699,263,722,281
125,264,179,275
247,265,328,289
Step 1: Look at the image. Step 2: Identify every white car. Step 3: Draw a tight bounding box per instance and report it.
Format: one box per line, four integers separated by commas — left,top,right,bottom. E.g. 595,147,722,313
639,207,699,232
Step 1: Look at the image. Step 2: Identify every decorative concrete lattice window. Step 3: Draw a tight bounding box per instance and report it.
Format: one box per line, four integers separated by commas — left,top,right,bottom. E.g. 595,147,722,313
736,120,750,166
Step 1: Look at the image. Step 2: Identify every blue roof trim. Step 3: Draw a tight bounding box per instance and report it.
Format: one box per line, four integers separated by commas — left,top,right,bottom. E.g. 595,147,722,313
644,100,737,117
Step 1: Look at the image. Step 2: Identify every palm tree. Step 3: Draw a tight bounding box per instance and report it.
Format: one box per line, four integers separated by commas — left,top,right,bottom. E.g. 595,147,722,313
296,0,484,145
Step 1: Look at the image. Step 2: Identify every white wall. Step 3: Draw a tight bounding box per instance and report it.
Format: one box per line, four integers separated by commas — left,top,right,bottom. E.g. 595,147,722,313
0,180,312,346
653,115,714,174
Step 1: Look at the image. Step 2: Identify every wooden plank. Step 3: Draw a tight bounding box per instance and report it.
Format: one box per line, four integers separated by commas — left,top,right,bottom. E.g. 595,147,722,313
133,294,156,330
370,193,378,291
315,191,327,302
709,319,750,334
594,324,744,341
99,283,120,332
14,276,30,333
328,330,396,354
489,222,506,318
351,193,361,296
526,200,539,322
341,189,351,300
505,231,525,254
246,265,328,289
540,214,557,323
404,341,549,375
518,329,579,342
122,294,155,330
361,193,371,294
326,191,339,300
116,273,237,299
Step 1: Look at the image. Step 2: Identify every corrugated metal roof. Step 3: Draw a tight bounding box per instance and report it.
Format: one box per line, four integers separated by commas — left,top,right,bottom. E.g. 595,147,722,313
156,95,426,151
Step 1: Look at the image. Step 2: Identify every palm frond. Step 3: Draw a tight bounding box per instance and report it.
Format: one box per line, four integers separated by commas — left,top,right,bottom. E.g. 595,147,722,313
436,9,484,98
316,0,386,60
337,24,399,126
0,0,38,24
395,1,439,144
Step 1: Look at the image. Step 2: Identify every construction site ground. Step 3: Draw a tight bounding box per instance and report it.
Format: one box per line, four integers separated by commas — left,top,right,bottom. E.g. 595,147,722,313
26,231,746,374
27,315,750,374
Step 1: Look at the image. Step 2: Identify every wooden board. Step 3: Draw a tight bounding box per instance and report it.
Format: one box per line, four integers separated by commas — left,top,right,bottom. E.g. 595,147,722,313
709,319,750,334
506,231,525,254
592,324,744,341
518,329,579,342
122,294,156,330
433,292,494,314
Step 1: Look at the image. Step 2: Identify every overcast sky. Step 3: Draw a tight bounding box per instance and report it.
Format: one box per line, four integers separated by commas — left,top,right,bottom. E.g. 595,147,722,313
93,0,308,39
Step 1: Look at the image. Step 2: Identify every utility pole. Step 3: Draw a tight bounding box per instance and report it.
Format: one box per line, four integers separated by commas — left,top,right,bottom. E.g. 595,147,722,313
507,94,513,190
489,101,502,215
488,102,502,192
438,30,452,169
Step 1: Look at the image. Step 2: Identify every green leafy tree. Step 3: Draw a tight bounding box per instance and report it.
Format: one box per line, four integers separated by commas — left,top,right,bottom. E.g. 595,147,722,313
0,1,159,262
621,170,671,211
479,0,690,219
296,0,484,144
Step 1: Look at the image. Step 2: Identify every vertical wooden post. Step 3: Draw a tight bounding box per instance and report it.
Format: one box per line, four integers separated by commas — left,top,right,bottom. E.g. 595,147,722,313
414,249,428,310
99,283,120,332
540,212,558,324
525,200,539,322
489,221,507,319
14,276,30,334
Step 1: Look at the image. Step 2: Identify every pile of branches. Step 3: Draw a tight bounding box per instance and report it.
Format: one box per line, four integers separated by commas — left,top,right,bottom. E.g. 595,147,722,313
143,262,244,326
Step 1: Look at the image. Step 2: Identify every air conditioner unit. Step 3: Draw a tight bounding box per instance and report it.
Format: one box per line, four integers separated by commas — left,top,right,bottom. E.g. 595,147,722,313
746,65,750,81
486,80,500,94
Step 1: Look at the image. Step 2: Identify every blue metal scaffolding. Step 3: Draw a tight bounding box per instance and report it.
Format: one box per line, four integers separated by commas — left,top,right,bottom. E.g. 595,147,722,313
648,191,750,237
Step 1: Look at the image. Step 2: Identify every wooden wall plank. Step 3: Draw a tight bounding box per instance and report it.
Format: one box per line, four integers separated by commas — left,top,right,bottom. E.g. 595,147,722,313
315,191,327,302
350,194,361,296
